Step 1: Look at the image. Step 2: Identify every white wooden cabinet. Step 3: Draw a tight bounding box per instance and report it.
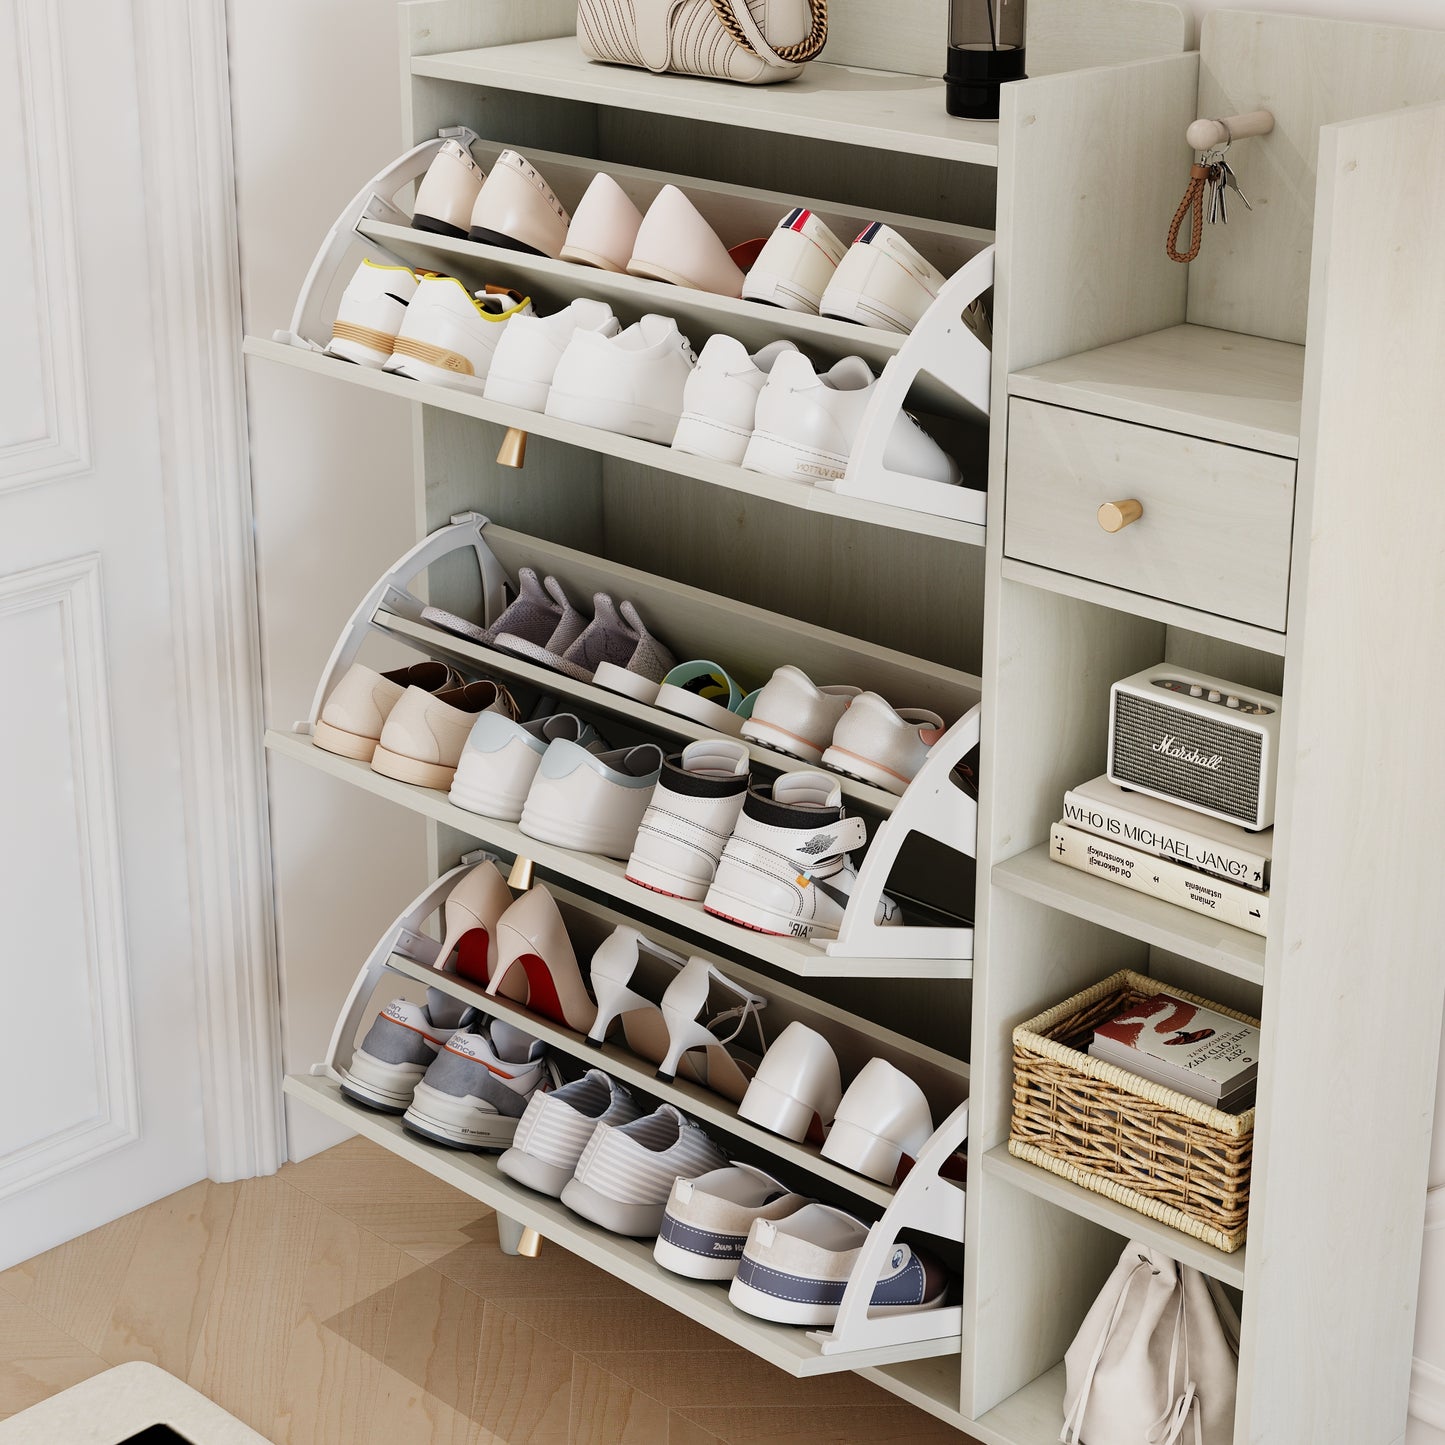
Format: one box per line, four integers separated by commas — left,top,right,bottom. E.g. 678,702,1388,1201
245,2,1445,1440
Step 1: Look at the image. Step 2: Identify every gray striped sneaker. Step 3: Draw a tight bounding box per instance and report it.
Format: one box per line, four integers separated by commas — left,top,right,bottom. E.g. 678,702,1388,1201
401,1019,552,1151
560,1104,727,1237
497,1069,641,1198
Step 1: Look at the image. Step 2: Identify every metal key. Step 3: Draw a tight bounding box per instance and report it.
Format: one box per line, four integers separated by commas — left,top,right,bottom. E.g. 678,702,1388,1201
1219,158,1253,211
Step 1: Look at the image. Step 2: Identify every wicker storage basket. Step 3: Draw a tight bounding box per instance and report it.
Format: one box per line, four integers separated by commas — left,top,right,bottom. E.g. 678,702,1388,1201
1009,969,1256,1252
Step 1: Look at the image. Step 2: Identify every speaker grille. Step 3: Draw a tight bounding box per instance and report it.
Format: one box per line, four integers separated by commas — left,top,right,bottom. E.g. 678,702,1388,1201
1112,693,1263,824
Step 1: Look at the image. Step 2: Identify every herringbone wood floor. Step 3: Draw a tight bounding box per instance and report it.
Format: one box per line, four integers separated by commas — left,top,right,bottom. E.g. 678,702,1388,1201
0,1138,977,1443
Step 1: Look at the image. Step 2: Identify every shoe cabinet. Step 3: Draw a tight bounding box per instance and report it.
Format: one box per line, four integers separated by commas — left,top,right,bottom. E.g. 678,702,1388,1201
245,0,1445,1438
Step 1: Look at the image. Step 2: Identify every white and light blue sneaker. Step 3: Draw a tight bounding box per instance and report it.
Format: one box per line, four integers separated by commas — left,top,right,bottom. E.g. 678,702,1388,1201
449,711,604,822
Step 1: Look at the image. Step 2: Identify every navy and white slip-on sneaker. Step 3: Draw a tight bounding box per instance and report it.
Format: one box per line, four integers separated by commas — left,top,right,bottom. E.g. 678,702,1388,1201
728,1203,950,1327
654,1164,809,1281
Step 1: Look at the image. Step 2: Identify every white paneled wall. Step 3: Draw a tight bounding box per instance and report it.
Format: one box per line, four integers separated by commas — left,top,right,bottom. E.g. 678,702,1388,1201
228,0,1445,1417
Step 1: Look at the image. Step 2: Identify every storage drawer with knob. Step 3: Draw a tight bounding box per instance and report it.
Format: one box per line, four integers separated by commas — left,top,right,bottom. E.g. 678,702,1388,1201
1003,398,1296,631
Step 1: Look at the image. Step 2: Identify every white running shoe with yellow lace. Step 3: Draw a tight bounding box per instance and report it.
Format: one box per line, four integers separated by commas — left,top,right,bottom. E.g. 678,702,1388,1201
383,277,533,394
325,258,418,368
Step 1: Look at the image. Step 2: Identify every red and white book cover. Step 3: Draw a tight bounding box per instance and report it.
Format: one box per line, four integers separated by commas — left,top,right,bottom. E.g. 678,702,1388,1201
1093,993,1259,1094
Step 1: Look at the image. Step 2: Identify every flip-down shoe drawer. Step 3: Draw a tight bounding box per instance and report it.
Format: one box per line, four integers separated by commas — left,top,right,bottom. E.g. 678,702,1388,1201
1005,399,1296,631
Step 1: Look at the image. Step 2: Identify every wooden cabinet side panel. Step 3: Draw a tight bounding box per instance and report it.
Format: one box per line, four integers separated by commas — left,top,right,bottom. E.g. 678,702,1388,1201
1239,101,1445,1445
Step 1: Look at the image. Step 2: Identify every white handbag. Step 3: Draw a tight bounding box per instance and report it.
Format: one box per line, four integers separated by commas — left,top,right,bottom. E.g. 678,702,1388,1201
1061,1241,1241,1445
577,0,828,86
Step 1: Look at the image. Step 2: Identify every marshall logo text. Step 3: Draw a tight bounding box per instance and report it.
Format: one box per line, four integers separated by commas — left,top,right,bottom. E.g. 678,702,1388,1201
1151,734,1224,771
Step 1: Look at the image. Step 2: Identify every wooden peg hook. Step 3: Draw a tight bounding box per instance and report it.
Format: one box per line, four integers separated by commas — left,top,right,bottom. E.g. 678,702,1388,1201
1186,109,1275,152
497,427,528,468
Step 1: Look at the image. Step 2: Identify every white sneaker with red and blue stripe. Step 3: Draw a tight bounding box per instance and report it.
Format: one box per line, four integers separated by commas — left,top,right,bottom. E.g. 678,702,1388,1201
742,207,847,315
820,223,948,335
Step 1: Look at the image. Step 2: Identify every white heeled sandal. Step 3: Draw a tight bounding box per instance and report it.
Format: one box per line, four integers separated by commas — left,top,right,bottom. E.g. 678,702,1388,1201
586,925,686,1052
656,956,768,1104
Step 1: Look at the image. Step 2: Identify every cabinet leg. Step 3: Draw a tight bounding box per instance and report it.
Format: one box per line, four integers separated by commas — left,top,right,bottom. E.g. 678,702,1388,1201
496,1213,542,1257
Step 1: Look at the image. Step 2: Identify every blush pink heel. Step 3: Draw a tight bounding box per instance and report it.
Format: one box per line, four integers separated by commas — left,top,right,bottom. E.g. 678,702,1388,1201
487,885,598,1035
431,861,518,992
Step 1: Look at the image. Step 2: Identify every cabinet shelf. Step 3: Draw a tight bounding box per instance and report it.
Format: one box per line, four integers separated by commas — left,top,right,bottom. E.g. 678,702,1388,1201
991,844,1266,984
982,1147,1246,1288
265,729,971,980
373,613,904,816
412,38,1001,166
243,337,986,546
283,1073,963,1377
1008,325,1305,458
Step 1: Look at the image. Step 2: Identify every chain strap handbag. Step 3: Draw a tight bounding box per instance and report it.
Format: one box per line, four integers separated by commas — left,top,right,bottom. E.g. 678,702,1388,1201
577,0,828,86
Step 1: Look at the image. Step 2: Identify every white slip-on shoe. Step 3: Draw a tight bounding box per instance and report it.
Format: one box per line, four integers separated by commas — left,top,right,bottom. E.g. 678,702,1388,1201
519,740,663,859
737,1020,843,1143
483,297,621,412
627,185,745,297
467,149,571,258
449,712,604,822
561,171,644,273
402,1019,553,1151
820,692,945,796
545,315,696,444
370,680,519,790
740,665,860,766
742,207,847,314
423,567,585,652
384,278,533,393
325,259,418,368
703,771,901,942
820,223,948,335
626,739,750,901
411,136,486,239
673,336,799,464
498,1068,642,1197
314,659,462,762
820,1057,935,1184
561,1103,728,1237
653,661,753,737
655,1164,809,1281
729,1205,949,1327
743,352,961,487
338,988,476,1113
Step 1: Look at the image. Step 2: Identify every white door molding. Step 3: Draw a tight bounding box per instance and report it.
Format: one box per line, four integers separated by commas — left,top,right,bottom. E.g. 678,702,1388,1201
128,0,284,1179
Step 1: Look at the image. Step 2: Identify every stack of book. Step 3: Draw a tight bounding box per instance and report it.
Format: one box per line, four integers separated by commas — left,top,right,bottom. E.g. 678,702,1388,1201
1049,775,1272,936
1090,991,1260,1111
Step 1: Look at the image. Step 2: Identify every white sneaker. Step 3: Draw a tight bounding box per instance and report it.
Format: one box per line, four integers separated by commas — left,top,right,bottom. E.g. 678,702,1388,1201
498,1069,642,1197
449,712,603,822
561,1103,728,1237
740,665,860,765
820,692,945,796
412,137,486,239
626,739,750,901
820,223,947,334
325,259,418,368
545,315,696,444
401,1019,552,1151
484,298,621,412
519,740,663,859
703,771,899,941
384,277,533,393
467,149,570,258
672,336,798,464
743,352,960,486
742,207,847,314
655,1164,809,1281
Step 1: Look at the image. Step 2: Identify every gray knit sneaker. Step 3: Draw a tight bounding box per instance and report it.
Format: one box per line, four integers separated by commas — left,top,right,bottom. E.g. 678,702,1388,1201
402,1019,554,1151
338,988,476,1113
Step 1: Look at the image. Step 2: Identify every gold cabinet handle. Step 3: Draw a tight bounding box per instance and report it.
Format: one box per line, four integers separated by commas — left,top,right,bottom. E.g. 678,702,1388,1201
1098,499,1143,533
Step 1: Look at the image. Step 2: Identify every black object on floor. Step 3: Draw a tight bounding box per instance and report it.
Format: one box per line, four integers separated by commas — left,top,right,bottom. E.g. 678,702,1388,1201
118,1428,197,1444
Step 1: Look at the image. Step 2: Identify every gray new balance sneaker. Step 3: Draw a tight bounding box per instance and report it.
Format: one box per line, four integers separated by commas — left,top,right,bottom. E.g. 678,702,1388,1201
338,987,476,1113
401,1019,553,1151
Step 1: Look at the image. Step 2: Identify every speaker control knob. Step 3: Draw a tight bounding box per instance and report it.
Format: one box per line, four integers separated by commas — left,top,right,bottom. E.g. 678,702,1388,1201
1098,499,1144,532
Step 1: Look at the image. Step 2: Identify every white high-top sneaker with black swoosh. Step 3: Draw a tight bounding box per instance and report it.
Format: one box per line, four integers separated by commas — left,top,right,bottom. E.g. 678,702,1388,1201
703,771,900,941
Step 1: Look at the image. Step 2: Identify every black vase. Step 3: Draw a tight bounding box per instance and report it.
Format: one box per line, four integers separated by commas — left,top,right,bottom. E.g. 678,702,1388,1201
945,0,1027,120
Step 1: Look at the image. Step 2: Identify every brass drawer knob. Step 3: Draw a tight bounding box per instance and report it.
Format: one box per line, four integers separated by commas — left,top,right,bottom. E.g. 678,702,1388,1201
1098,499,1144,533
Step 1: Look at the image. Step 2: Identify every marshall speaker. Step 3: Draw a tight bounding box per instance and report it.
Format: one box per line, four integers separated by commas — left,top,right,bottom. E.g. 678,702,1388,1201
1107,666,1282,831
